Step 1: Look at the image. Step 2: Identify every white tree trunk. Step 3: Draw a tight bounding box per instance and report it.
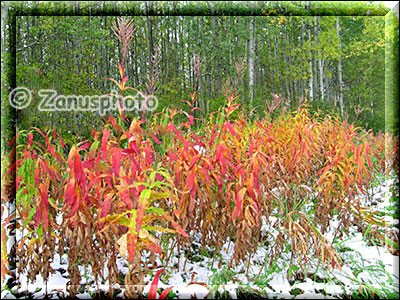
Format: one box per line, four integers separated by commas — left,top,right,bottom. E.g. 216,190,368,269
307,22,314,102
248,18,255,114
337,17,344,118
319,58,324,101
317,17,325,101
1,1,10,72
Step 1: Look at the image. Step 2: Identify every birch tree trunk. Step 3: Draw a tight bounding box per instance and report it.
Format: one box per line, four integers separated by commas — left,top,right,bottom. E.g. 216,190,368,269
300,19,305,100
319,58,325,101
317,16,325,101
313,17,319,98
284,23,290,101
248,18,255,114
1,1,10,61
307,21,314,102
337,17,344,118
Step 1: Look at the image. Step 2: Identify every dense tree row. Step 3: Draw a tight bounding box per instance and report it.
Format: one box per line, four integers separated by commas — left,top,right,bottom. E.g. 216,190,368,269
1,1,398,145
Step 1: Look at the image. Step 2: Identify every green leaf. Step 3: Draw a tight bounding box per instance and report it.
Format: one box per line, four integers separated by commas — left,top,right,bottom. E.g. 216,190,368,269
145,206,168,216
288,265,300,278
150,192,170,201
99,213,130,227
142,225,176,234
23,207,36,227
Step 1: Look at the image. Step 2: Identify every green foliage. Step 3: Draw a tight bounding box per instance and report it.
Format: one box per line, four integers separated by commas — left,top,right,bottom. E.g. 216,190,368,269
8,7,397,138
346,261,400,299
209,266,237,286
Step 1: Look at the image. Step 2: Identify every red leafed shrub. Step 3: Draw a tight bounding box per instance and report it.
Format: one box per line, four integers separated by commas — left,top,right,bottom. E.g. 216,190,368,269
1,96,397,296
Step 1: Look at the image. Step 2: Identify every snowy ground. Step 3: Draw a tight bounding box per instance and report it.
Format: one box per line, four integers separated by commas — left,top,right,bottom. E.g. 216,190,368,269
1,174,399,299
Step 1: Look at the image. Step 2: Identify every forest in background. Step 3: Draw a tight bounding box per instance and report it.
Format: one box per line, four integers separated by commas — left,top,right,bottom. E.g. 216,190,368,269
1,1,399,146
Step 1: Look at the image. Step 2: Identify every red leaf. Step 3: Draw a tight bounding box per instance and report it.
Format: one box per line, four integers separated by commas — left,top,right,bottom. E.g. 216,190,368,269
149,269,164,299
28,132,33,146
34,127,45,138
82,158,94,169
252,172,260,194
130,157,140,179
143,239,162,254
82,176,100,203
59,134,66,149
188,114,194,125
120,190,133,210
163,216,188,237
127,232,138,263
118,62,124,77
198,167,210,183
33,141,46,152
5,161,17,176
187,171,195,193
39,183,49,231
190,132,201,144
77,141,91,151
155,173,164,181
215,144,221,161
74,151,85,185
122,75,128,87
166,122,180,136
100,193,113,219
45,132,50,149
9,147,16,160
149,135,161,145
68,192,80,218
67,147,75,170
159,286,174,299
130,140,140,155
101,129,111,160
365,144,372,169
106,175,112,189
108,115,116,128
64,182,75,207
249,142,254,157
189,153,200,170
40,160,56,181
34,163,40,186
232,188,246,221
112,148,122,177
209,132,218,147
144,147,153,165
8,135,17,146
224,121,238,139
293,147,298,163
219,154,226,176
190,107,202,113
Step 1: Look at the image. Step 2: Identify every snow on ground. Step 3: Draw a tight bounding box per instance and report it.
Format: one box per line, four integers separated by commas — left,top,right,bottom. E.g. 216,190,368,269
1,174,399,299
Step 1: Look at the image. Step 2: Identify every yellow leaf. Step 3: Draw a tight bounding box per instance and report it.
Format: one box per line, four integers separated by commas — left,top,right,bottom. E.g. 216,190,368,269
117,233,128,260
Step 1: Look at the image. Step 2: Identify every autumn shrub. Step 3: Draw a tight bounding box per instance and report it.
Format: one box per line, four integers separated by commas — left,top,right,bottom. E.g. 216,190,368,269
150,94,396,273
